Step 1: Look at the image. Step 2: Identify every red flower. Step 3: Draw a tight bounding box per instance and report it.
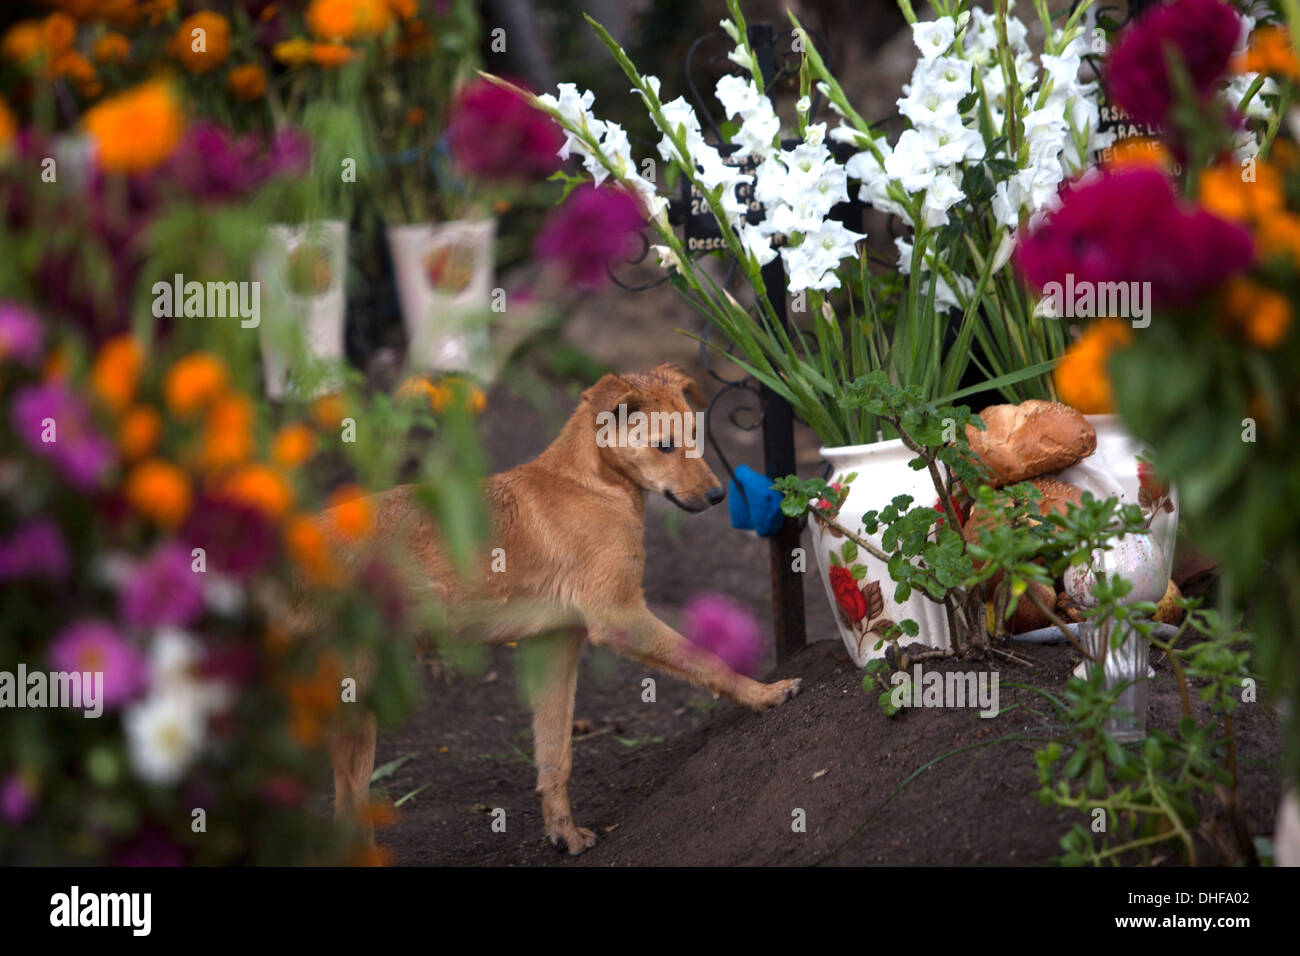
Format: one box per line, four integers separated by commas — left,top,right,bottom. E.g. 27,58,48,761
1016,167,1253,309
1105,0,1241,127
534,183,645,289
829,565,869,623
446,78,564,183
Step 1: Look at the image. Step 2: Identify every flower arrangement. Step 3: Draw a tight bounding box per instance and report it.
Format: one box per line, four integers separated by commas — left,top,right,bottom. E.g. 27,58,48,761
1015,0,1300,791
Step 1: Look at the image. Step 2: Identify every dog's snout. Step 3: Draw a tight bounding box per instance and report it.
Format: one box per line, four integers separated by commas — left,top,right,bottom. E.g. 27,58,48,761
706,486,726,506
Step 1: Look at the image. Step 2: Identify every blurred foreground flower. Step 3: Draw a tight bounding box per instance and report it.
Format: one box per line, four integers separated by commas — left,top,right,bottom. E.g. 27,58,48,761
0,302,43,366
82,79,185,174
12,382,115,490
1053,320,1133,414
1016,167,1253,309
307,0,392,40
1105,0,1241,127
447,78,564,182
48,620,145,711
534,184,645,290
172,12,230,74
683,594,762,677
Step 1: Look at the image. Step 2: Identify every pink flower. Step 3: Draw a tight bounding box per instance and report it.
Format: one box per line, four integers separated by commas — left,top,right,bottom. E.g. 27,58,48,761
48,620,145,711
0,302,43,366
1,772,36,824
447,78,564,182
1105,0,1241,127
1015,167,1253,309
0,518,70,580
683,594,763,676
120,542,205,630
11,383,114,491
534,183,646,289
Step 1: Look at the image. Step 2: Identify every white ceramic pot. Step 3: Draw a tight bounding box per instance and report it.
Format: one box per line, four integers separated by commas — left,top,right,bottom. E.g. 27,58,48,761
811,438,952,667
387,219,495,382
256,220,348,400
811,414,1178,668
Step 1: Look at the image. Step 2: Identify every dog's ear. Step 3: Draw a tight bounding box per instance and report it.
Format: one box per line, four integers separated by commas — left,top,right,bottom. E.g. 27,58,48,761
582,373,640,416
648,363,706,407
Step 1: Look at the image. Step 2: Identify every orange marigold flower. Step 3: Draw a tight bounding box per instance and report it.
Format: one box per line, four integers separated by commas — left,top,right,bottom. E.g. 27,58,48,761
125,458,192,528
307,0,392,41
273,38,314,67
1256,212,1300,267
393,17,433,57
164,351,228,418
1053,320,1133,414
41,13,76,58
0,99,15,154
386,0,417,20
2,21,44,65
52,50,98,97
1198,161,1283,226
226,63,267,101
140,0,177,28
272,422,316,468
82,79,184,173
172,11,230,74
1236,25,1300,80
90,335,143,413
430,376,486,414
1221,278,1293,350
311,392,347,429
327,484,373,541
310,42,355,67
92,31,131,65
1103,136,1172,172
285,513,339,586
222,463,294,520
201,392,255,471
119,405,162,462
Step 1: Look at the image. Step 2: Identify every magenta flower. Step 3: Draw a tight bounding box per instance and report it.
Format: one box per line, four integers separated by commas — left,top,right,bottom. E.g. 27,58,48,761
1105,0,1241,127
0,518,70,581
1,772,36,824
164,121,311,202
120,542,205,631
0,302,43,366
1015,167,1253,308
11,383,114,491
683,594,763,677
48,620,145,710
534,184,646,289
181,496,275,578
447,79,565,182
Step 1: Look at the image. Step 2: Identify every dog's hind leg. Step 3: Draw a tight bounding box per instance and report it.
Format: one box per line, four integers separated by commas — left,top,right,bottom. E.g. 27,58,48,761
329,712,378,844
527,627,596,856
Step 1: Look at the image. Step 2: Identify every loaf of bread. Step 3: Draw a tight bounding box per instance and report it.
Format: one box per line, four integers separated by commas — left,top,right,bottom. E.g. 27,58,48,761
962,477,1086,550
964,400,1097,486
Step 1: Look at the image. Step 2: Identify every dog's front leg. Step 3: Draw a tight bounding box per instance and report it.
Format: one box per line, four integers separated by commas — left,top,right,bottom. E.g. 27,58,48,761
527,627,596,856
585,604,801,711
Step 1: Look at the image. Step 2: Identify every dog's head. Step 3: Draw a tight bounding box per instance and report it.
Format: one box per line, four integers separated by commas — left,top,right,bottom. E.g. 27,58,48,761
583,364,725,512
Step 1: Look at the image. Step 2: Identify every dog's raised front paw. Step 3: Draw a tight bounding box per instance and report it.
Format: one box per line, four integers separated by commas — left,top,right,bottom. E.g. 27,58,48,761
547,819,598,856
751,677,801,711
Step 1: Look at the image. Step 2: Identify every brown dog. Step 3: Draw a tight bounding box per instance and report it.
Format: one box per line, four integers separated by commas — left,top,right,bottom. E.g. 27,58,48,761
319,364,801,855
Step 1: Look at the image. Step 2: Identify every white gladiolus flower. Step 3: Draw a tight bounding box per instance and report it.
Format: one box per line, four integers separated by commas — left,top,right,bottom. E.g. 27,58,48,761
883,129,939,193
921,171,963,227
652,244,684,272
728,46,755,73
739,222,777,267
912,18,956,61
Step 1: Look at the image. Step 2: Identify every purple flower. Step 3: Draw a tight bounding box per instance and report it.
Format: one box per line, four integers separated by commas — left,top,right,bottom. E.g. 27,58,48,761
0,302,43,366
11,383,115,491
164,121,312,202
1,772,36,824
1016,167,1254,309
447,79,564,182
534,184,646,289
181,496,275,578
48,620,145,711
0,519,70,581
120,542,205,631
1105,0,1242,127
683,594,763,677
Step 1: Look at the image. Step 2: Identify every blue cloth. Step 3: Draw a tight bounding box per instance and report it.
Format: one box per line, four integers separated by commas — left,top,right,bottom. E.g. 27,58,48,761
728,464,785,538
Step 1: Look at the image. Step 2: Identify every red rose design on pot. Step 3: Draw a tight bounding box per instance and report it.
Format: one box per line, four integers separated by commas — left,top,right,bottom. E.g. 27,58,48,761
829,565,869,623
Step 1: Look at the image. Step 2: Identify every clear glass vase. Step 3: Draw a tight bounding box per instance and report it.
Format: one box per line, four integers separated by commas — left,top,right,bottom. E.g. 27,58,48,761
1079,619,1149,742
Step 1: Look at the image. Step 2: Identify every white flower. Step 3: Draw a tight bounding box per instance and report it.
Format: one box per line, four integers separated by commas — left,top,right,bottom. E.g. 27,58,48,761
912,18,956,62
652,244,683,272
728,46,755,73
739,222,777,267
720,17,740,44
782,219,865,292
883,129,938,193
124,691,206,785
921,170,963,227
